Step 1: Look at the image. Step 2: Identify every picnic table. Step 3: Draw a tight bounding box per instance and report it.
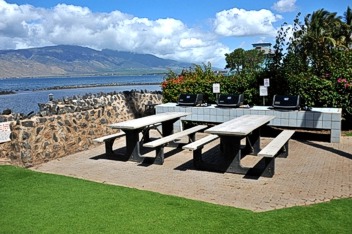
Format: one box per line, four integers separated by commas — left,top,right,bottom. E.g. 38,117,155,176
109,112,189,162
204,115,275,175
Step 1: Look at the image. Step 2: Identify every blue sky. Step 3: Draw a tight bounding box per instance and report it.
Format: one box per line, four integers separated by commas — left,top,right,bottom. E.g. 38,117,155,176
1,0,351,68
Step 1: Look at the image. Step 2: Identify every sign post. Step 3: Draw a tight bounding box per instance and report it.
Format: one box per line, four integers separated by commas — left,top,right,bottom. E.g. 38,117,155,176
260,86,268,105
213,83,220,103
261,78,270,106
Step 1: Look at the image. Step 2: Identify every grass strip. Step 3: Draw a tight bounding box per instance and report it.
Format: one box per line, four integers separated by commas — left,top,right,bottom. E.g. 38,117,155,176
0,165,351,233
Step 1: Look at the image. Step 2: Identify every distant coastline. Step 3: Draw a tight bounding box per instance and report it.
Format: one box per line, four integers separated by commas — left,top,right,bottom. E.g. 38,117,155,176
0,91,15,95
0,82,162,94
34,82,162,91
0,71,168,80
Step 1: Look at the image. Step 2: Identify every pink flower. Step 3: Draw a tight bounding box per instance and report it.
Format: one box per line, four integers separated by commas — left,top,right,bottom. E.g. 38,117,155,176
337,78,347,83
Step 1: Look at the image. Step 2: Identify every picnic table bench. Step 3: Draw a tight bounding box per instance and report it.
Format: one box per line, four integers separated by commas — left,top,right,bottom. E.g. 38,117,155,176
182,134,219,168
188,115,294,177
144,125,207,164
93,123,162,157
182,115,295,177
93,132,126,157
108,112,189,162
258,130,295,158
256,130,295,176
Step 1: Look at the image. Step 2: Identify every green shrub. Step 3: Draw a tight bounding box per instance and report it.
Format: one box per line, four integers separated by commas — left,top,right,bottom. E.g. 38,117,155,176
162,63,260,105
163,7,352,127
284,50,352,118
162,63,221,103
268,8,352,124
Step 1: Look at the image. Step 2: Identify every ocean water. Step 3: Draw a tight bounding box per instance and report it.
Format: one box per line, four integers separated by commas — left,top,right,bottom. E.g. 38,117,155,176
0,75,163,114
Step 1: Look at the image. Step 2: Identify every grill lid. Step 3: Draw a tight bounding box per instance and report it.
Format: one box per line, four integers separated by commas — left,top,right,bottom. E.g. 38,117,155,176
178,94,203,106
272,95,300,110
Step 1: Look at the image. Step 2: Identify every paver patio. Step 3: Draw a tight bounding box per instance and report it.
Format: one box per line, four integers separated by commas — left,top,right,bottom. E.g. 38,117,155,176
32,131,352,212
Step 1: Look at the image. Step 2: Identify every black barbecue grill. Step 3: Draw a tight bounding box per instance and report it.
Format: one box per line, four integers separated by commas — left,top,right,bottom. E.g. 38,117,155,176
272,95,301,110
217,94,244,108
177,94,204,106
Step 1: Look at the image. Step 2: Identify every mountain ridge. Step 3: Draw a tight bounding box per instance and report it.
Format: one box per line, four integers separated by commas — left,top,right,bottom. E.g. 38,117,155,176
0,45,191,78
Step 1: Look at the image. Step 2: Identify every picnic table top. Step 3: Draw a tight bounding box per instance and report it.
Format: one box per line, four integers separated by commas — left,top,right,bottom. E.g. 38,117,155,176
109,112,189,130
205,115,275,136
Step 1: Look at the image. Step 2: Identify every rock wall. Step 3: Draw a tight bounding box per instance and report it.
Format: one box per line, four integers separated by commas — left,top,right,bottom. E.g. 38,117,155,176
0,91,162,167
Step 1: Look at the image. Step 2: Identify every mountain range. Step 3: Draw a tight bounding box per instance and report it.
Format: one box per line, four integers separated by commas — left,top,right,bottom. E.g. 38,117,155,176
0,45,192,78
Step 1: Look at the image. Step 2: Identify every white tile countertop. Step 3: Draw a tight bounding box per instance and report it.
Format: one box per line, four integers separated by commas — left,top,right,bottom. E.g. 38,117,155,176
155,103,342,143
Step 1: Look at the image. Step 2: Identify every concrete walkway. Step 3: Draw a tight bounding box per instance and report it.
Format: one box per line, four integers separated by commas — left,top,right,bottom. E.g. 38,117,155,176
32,131,352,212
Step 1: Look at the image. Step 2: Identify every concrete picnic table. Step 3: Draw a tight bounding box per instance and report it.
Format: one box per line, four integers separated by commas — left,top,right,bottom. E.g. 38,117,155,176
204,115,275,175
109,112,189,162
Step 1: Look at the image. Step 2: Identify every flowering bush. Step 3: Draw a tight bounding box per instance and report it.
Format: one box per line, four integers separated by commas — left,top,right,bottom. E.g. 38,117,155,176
286,71,352,119
337,77,352,90
162,63,224,103
161,63,260,105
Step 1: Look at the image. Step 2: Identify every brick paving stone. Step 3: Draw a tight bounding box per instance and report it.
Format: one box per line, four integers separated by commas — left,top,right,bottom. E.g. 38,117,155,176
31,132,352,212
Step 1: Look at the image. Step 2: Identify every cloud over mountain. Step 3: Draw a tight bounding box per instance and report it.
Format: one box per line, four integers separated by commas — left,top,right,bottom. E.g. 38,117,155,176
0,0,296,67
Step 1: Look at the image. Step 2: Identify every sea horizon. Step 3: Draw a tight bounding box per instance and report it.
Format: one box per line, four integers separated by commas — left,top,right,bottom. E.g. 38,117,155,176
0,75,163,114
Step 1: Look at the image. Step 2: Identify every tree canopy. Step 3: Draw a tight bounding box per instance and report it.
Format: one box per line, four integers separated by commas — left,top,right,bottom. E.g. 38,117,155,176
224,48,265,74
270,6,352,118
162,6,352,125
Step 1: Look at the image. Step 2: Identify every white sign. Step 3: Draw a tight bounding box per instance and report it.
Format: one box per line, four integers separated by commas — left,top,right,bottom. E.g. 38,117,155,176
0,122,11,143
264,78,270,87
213,83,220,93
259,86,268,96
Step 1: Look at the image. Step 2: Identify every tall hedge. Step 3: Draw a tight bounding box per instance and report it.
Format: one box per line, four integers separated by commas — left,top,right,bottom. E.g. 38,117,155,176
161,63,260,105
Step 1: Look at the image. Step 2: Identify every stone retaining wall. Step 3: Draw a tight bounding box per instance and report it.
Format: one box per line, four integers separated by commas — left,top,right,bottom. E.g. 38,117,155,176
0,91,162,167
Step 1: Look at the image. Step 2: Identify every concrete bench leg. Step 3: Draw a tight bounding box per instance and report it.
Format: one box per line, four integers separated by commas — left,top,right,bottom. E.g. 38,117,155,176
262,157,275,178
189,133,196,143
154,145,165,165
105,138,116,157
277,141,289,158
193,147,203,168
124,130,144,162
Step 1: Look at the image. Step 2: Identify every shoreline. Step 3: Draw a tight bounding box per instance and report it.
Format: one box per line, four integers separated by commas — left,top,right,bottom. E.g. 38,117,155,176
0,72,168,80
33,82,161,91
0,91,16,96
1,82,162,94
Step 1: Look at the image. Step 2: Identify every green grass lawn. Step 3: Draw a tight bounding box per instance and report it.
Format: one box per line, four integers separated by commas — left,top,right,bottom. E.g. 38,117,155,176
0,165,351,233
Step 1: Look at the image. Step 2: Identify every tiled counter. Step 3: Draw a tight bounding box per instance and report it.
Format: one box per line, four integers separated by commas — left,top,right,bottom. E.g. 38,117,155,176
155,103,342,143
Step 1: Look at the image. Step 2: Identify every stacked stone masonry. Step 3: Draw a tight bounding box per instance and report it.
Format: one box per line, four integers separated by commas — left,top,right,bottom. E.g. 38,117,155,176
0,91,162,167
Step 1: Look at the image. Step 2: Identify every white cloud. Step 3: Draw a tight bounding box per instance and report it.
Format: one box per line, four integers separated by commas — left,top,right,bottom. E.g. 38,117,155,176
213,8,282,37
272,0,297,13
0,0,230,67
179,38,204,48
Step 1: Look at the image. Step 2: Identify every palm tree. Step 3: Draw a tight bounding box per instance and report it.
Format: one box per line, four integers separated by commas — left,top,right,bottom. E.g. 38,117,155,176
302,9,343,74
343,6,352,48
